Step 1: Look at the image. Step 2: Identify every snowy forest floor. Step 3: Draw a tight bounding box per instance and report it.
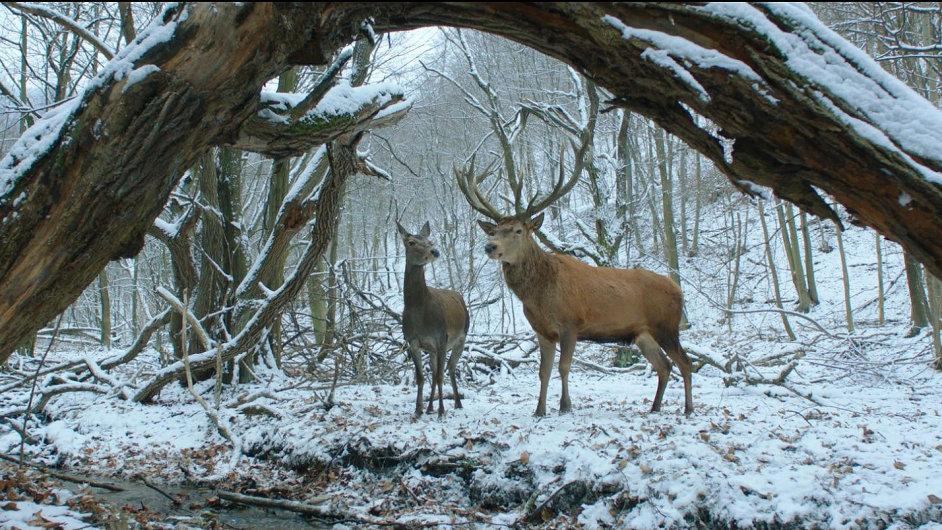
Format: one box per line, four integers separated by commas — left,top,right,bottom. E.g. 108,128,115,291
1,328,941,529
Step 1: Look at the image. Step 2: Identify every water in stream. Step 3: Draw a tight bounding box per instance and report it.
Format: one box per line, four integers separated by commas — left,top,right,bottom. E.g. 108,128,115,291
42,471,333,529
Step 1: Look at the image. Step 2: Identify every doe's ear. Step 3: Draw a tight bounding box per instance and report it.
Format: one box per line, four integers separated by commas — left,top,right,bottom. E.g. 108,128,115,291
529,212,545,231
477,220,497,236
396,221,409,238
419,221,431,238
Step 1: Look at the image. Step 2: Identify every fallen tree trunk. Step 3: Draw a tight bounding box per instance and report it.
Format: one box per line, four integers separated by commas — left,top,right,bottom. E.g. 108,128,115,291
2,3,942,363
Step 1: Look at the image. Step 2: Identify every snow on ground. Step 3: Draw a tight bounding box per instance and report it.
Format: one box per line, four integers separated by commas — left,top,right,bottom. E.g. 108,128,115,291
0,499,91,530
3,332,940,528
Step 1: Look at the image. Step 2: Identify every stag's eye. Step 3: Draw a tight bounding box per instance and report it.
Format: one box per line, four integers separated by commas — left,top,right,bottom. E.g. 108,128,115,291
408,241,415,246
516,229,522,234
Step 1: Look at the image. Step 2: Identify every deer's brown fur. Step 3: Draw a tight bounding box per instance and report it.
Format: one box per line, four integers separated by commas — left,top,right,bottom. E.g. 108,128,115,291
479,214,693,416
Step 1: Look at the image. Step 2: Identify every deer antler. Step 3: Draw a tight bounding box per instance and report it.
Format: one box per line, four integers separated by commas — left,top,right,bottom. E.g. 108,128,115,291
523,77,597,219
449,35,597,223
455,155,502,221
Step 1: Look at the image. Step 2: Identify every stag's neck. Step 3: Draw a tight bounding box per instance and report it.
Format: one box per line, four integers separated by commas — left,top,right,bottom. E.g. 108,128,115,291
403,263,431,308
501,239,556,302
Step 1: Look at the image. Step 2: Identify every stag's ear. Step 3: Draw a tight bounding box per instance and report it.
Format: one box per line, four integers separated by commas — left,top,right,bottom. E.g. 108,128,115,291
396,221,409,238
529,212,545,231
478,220,497,236
419,221,431,238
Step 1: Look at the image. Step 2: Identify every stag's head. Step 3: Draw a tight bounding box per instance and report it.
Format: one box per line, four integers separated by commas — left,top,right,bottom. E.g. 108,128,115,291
397,221,440,266
456,146,585,265
477,214,544,264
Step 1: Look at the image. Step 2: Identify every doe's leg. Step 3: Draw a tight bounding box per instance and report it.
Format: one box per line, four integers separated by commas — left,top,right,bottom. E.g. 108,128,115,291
427,349,438,414
448,337,465,409
408,345,424,417
436,351,447,417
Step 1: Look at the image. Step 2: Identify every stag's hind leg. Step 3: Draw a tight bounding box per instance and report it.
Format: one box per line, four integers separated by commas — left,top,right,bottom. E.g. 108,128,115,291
448,337,465,409
663,338,694,416
636,332,671,413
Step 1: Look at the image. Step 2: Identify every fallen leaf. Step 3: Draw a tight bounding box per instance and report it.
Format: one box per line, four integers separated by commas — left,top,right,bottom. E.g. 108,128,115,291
640,463,653,474
894,461,906,470
519,451,529,465
928,494,942,505
27,511,64,530
2,502,16,510
699,431,710,442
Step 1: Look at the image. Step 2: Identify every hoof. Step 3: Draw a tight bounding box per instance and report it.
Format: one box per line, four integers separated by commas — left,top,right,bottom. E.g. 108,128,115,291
534,407,546,418
559,398,572,414
454,401,463,409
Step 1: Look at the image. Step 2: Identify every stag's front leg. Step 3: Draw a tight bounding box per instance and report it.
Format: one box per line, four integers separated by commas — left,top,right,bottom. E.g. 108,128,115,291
535,334,556,417
558,331,576,413
408,345,424,417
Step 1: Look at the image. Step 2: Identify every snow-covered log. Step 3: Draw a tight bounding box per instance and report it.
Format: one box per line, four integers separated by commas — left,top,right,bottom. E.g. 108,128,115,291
232,83,411,158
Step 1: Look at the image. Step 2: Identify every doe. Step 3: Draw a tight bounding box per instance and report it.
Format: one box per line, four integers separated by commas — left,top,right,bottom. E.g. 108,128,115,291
398,221,469,417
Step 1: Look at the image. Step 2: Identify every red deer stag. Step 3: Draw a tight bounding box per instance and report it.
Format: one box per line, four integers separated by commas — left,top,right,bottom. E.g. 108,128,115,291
397,221,470,417
456,159,693,417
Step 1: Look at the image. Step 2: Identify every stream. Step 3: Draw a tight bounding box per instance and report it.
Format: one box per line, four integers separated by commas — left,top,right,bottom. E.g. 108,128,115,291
33,470,332,529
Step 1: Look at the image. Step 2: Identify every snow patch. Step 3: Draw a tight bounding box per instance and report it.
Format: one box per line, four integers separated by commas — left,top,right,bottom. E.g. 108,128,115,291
259,81,405,125
603,15,778,104
121,64,161,93
42,421,86,457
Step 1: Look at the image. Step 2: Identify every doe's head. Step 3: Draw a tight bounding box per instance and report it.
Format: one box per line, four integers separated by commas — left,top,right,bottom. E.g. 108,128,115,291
477,213,544,265
397,220,440,266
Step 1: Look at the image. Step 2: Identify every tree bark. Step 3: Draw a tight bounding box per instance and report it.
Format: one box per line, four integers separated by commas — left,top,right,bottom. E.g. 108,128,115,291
654,128,681,287
776,202,811,313
759,201,796,341
4,3,942,361
97,269,111,349
904,251,930,333
835,223,855,334
799,211,819,305
875,233,885,325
